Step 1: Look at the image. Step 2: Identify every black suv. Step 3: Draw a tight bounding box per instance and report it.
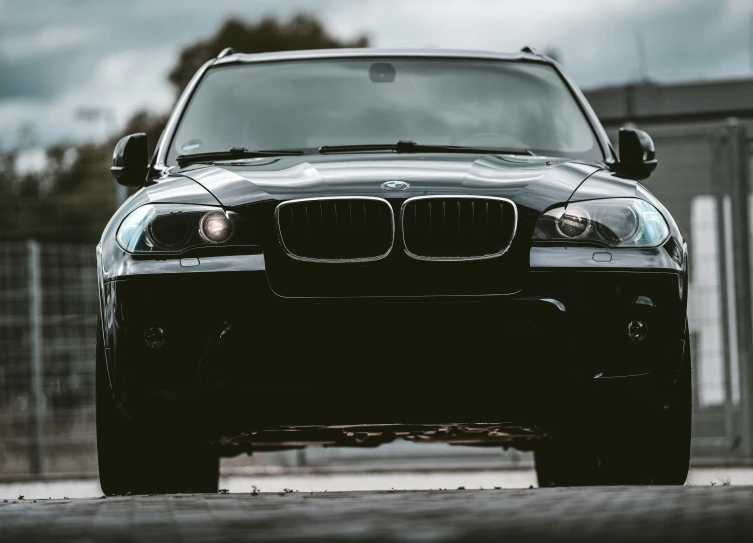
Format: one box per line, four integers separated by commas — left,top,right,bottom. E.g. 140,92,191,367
96,47,690,495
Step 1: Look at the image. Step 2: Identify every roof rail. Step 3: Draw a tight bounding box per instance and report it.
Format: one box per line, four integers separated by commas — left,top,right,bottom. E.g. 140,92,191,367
217,47,236,59
520,46,540,55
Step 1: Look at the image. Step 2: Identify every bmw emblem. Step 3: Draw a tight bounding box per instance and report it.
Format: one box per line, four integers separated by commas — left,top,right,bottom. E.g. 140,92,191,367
381,180,409,192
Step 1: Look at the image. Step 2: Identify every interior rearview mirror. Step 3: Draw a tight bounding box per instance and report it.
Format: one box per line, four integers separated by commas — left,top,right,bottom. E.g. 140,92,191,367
616,127,657,181
111,133,149,187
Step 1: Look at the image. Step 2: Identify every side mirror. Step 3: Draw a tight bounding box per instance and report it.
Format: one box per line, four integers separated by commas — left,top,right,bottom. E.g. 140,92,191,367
616,127,657,181
111,133,149,187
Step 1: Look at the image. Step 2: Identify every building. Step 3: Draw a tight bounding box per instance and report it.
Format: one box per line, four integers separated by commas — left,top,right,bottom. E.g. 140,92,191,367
585,78,753,457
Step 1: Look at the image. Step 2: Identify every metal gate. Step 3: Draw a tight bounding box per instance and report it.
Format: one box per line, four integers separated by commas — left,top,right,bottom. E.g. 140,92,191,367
646,120,753,459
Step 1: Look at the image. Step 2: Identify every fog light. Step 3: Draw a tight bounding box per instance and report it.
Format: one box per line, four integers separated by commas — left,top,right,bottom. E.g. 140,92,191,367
144,327,165,349
627,320,647,343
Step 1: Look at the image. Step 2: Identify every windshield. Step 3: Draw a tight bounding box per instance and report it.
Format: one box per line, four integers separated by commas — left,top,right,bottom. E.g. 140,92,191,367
167,58,603,164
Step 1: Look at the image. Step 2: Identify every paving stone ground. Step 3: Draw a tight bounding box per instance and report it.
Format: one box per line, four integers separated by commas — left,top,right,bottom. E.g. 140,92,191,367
1,486,752,542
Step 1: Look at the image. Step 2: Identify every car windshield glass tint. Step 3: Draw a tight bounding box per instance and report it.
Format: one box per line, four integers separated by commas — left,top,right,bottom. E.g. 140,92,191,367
168,58,602,164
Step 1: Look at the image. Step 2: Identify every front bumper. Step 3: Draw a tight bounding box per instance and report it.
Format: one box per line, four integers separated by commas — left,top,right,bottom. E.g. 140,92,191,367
99,245,687,433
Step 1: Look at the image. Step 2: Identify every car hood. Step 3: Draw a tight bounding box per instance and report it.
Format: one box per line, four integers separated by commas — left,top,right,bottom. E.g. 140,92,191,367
176,153,601,213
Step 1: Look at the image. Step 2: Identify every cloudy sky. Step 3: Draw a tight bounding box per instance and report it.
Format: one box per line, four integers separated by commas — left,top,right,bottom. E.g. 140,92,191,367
1,0,752,149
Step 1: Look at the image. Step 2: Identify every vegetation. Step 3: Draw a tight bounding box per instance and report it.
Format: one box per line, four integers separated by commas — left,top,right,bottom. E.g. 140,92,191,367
0,14,369,243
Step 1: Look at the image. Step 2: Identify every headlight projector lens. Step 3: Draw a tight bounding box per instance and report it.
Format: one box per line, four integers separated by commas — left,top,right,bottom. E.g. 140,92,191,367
596,203,640,244
148,212,191,249
556,206,590,238
200,211,234,243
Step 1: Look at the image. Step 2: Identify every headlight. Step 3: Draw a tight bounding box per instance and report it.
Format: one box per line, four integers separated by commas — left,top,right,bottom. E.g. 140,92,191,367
199,211,234,243
555,205,590,239
117,204,256,254
533,198,669,247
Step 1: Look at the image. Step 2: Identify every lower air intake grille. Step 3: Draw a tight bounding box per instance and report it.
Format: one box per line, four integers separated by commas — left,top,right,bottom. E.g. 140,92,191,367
401,196,517,260
276,197,394,262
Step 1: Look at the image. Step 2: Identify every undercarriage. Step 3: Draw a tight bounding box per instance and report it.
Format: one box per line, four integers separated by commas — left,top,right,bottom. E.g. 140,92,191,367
213,422,548,453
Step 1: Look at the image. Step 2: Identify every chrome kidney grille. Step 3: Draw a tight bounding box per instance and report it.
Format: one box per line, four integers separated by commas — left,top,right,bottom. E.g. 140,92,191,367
401,196,517,260
275,197,394,262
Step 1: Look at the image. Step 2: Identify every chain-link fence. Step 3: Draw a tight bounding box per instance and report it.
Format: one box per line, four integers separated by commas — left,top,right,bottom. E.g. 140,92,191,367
640,122,753,458
0,242,98,476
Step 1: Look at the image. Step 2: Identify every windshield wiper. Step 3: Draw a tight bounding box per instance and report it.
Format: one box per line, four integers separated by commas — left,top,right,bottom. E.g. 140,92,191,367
319,140,534,156
177,147,305,166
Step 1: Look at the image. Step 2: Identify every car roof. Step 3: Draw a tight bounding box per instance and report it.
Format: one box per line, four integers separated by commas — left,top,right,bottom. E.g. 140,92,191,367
212,48,550,66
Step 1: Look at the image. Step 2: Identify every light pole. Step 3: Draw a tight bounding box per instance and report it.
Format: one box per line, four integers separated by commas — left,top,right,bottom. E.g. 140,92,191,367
75,106,127,206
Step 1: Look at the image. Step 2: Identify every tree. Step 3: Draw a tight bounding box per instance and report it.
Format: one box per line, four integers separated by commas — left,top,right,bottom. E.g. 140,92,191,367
120,110,170,162
0,13,369,243
168,14,369,94
130,13,369,157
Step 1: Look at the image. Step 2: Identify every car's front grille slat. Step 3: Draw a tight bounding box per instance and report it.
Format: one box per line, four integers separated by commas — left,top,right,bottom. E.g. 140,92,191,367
401,196,517,261
276,197,394,262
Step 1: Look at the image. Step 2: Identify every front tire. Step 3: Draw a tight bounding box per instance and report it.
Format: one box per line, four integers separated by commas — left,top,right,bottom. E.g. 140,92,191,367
96,318,220,495
599,331,691,485
534,439,599,487
535,325,691,486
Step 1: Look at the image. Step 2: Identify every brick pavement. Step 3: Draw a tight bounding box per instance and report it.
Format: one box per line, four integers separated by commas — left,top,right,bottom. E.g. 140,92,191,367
1,486,752,542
